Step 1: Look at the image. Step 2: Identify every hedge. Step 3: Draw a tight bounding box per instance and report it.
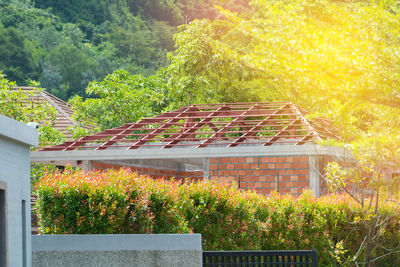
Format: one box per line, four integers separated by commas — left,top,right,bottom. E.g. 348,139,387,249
35,168,400,266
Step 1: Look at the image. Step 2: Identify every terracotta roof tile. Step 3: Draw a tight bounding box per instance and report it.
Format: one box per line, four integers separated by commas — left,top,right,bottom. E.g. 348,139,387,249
13,87,88,140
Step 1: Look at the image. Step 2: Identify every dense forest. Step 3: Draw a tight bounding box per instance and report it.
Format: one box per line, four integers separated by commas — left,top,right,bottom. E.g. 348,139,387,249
0,0,249,99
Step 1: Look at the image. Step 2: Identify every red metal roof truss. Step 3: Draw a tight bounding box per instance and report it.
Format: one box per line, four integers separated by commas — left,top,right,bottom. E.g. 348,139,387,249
41,102,340,151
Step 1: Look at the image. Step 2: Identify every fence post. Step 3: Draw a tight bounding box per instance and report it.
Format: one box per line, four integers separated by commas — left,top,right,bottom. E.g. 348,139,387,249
312,250,318,267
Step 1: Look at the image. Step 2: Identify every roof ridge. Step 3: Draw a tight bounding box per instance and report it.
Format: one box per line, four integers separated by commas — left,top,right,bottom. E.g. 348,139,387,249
40,91,75,125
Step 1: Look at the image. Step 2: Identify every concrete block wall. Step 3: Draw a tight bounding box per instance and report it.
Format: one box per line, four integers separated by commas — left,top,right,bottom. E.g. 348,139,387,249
32,234,202,267
92,161,203,181
0,115,38,267
209,156,310,196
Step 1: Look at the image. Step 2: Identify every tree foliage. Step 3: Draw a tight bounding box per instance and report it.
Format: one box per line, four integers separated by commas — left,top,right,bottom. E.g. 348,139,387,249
0,1,169,99
186,0,400,140
167,19,285,109
69,69,169,135
0,24,37,84
0,72,64,146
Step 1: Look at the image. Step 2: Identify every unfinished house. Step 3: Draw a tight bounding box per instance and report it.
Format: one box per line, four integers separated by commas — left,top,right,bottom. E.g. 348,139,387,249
31,102,351,197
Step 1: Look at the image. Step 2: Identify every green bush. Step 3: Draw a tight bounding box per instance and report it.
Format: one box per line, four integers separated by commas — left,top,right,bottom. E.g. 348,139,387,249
35,169,400,265
35,169,188,234
180,181,260,250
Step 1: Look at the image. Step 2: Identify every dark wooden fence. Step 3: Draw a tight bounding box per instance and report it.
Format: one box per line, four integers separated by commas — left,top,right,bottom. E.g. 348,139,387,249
203,250,317,267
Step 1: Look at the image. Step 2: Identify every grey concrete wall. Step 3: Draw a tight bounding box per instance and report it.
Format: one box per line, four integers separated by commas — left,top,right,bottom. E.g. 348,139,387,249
95,159,204,173
0,114,38,267
32,234,202,267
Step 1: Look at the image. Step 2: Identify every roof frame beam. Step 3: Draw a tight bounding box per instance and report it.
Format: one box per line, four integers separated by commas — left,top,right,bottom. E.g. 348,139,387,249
38,102,340,152
163,105,231,149
184,106,220,133
128,106,194,149
290,103,322,142
94,111,186,151
263,117,302,146
197,104,261,148
228,103,291,147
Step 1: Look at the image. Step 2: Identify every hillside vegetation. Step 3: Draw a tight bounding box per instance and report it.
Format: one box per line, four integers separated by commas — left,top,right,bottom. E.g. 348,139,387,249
0,0,248,99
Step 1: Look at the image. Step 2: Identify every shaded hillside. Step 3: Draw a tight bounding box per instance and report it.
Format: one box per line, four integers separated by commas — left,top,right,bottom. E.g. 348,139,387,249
0,0,249,100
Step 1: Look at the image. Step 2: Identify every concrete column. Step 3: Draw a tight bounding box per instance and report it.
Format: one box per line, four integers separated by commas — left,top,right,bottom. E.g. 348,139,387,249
308,156,320,197
82,160,94,171
202,158,210,180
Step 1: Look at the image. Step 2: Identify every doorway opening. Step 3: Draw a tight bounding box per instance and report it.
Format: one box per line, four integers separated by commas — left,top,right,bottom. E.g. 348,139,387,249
0,181,7,267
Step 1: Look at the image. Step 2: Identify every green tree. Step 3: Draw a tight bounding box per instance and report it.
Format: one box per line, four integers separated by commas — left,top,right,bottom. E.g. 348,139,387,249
103,26,167,74
186,0,400,265
169,0,400,139
127,0,250,26
175,0,250,24
34,0,110,26
42,43,98,99
0,72,64,147
0,3,66,50
69,69,168,135
0,24,37,84
167,19,285,109
0,0,253,101
0,1,172,100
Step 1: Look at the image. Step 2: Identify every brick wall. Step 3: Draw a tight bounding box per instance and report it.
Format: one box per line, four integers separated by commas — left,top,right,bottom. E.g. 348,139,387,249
92,161,203,181
91,155,345,196
209,156,310,196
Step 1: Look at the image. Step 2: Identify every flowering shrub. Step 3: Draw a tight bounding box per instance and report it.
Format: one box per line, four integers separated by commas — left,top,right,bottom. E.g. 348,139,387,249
35,169,400,265
179,181,260,250
35,169,188,234
251,192,354,265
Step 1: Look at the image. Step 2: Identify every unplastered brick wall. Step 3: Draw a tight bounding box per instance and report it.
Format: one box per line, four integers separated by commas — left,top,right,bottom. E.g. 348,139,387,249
92,162,203,181
209,156,309,196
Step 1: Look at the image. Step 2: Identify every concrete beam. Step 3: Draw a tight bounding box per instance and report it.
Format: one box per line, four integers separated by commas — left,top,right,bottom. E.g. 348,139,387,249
31,144,352,163
32,234,202,252
0,114,38,147
81,160,94,171
107,159,188,171
202,158,210,180
32,234,202,267
90,159,204,173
